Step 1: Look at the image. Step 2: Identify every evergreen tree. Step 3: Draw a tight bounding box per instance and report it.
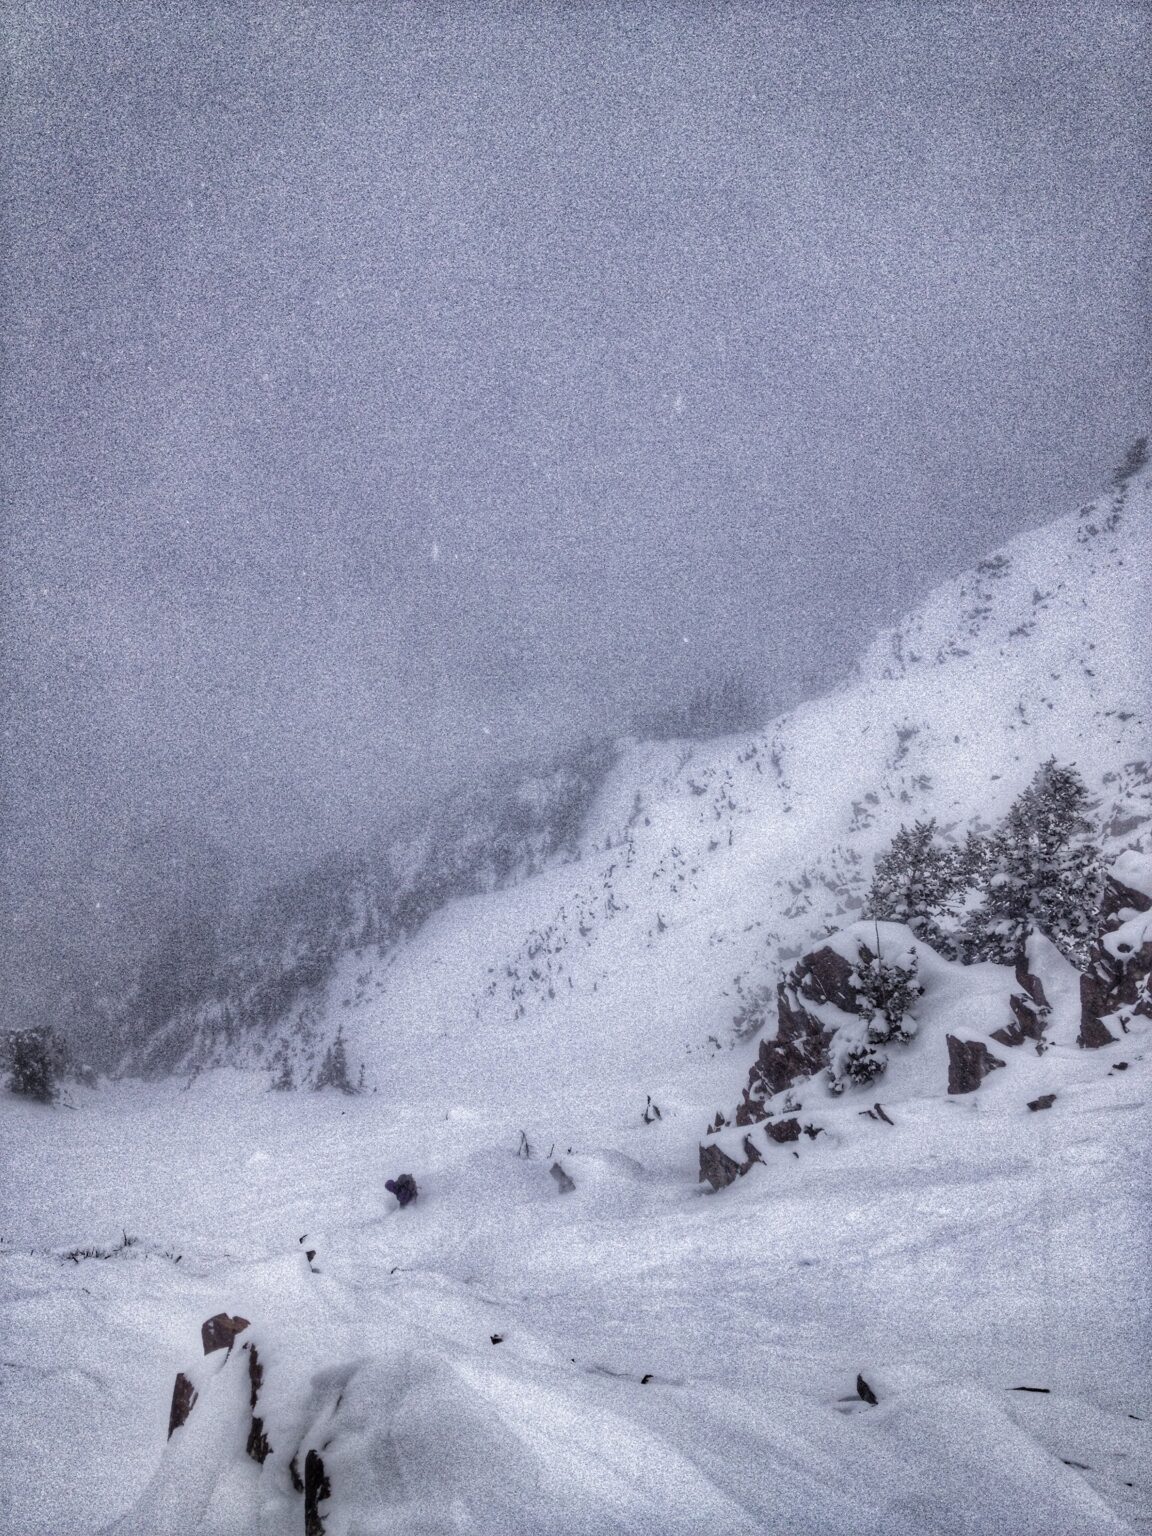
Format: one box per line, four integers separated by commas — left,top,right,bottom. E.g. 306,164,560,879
862,820,964,954
271,1054,295,1091
640,673,764,741
827,941,923,1094
853,942,923,1042
962,760,1103,966
313,1026,355,1093
4,1027,60,1103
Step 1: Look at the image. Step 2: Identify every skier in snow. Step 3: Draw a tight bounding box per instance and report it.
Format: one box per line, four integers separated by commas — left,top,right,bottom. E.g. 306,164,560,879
385,1174,418,1208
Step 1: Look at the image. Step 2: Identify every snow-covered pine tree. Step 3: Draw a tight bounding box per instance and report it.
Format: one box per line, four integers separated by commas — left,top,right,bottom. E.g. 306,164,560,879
962,760,1103,967
862,819,964,955
826,939,923,1094
853,942,923,1042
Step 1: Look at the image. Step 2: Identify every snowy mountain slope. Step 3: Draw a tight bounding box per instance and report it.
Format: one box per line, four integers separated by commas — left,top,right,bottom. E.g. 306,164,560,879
273,472,1150,1134
3,474,1151,1535
118,475,1150,1090
110,738,620,1081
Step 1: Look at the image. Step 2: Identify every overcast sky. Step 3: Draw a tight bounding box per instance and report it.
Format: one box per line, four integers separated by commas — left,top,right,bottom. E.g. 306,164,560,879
2,0,1149,1021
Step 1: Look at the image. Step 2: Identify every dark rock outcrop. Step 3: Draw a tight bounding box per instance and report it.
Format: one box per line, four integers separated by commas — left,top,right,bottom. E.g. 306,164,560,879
993,955,1051,1047
246,1343,271,1463
946,1036,1006,1095
202,1312,250,1355
167,1371,197,1439
305,1447,332,1536
764,1117,802,1144
737,946,859,1124
699,1142,742,1191
1078,869,1152,1048
550,1161,576,1193
1027,1093,1056,1112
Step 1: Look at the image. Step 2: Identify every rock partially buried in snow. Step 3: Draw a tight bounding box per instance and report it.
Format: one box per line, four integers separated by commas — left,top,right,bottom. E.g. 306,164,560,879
1027,1093,1057,1112
764,1117,802,1144
245,1344,271,1464
993,954,1051,1047
166,1372,197,1439
549,1160,576,1193
698,1141,741,1191
946,1035,1006,1095
200,1312,250,1356
304,1447,332,1536
736,945,857,1120
735,924,923,1123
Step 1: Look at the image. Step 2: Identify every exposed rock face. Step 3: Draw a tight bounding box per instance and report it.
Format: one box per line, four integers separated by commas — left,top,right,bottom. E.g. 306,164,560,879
699,1142,742,1191
946,1036,1006,1095
246,1344,271,1464
736,946,859,1124
201,1312,250,1355
764,1117,802,1144
1027,1094,1057,1112
305,1447,332,1536
1078,867,1152,1048
167,1372,197,1439
993,956,1050,1047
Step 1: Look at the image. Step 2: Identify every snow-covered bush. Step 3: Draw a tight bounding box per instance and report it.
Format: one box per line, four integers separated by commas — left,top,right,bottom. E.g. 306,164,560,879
826,942,923,1095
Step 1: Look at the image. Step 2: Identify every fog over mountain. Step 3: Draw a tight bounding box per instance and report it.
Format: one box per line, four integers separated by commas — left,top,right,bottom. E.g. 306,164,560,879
2,0,1149,1033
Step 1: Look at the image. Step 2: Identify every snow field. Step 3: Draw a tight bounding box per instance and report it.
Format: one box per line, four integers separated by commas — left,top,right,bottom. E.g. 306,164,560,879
2,995,1149,1536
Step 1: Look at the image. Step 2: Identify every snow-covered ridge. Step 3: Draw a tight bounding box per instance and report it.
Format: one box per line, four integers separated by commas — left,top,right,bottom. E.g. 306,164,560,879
856,474,1150,692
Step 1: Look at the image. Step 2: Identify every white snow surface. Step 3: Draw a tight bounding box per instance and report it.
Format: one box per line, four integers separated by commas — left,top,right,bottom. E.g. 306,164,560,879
2,480,1151,1533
